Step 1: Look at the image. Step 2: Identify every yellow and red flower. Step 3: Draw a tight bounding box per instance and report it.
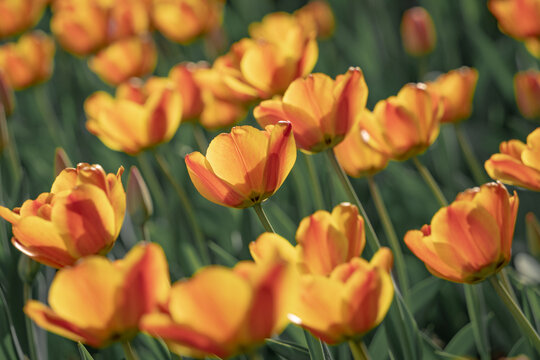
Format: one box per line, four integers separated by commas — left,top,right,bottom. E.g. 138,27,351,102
167,62,207,122
0,0,47,39
488,0,540,40
294,1,335,39
400,7,437,56
0,163,125,268
514,70,540,119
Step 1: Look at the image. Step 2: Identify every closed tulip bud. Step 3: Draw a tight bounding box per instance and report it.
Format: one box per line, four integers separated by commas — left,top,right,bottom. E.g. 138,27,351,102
54,147,73,177
426,67,479,123
488,0,540,39
360,83,443,161
88,35,157,86
484,127,540,191
400,7,436,57
294,1,336,39
0,0,47,38
24,242,170,347
185,122,297,208
0,163,126,268
141,260,296,359
0,31,55,90
289,248,394,344
85,77,182,155
168,62,207,121
126,166,153,225
255,68,368,153
514,70,540,119
405,182,518,283
0,71,15,116
152,0,225,44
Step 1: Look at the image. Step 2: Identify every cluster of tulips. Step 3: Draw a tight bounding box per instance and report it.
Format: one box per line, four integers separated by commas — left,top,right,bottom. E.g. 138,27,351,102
0,0,539,359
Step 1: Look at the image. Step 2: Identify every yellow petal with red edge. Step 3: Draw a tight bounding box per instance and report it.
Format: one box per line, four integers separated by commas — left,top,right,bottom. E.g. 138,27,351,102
50,168,77,194
485,153,540,190
331,203,365,261
106,167,126,238
264,121,296,193
375,100,420,159
249,232,296,264
199,95,247,130
297,37,319,77
50,184,116,258
522,128,540,171
254,98,287,128
370,247,394,273
500,139,526,160
145,87,182,145
185,152,248,208
76,163,108,191
84,91,114,121
333,67,368,136
0,205,20,224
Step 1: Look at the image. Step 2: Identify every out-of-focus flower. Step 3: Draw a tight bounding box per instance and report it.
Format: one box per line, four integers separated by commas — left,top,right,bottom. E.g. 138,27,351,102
185,122,296,208
289,248,394,344
0,163,125,268
294,1,335,39
514,70,540,119
152,0,225,44
0,71,15,116
0,31,55,90
334,117,389,177
0,0,47,39
488,0,540,40
85,77,182,155
168,62,207,121
426,67,479,123
525,38,540,58
400,7,437,57
25,242,170,347
249,232,297,265
405,182,518,283
255,68,368,153
359,83,442,161
484,128,540,191
51,0,151,56
88,35,157,86
141,260,296,359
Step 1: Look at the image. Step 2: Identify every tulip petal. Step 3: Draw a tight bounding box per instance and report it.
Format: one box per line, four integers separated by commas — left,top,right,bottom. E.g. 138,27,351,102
333,68,368,136
522,128,540,171
264,121,296,193
485,153,540,190
50,168,78,194
331,203,365,260
254,98,287,128
249,232,296,264
145,87,182,145
0,205,20,224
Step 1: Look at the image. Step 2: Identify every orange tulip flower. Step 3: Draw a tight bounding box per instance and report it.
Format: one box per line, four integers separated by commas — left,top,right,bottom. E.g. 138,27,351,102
168,62,207,121
405,182,518,283
249,232,298,266
488,0,540,40
400,7,437,57
88,35,157,86
85,77,182,155
141,260,296,359
0,31,55,90
485,128,540,191
152,0,225,44
0,163,125,268
185,122,296,208
289,248,394,344
426,67,479,123
294,1,336,39
25,242,170,347
359,83,443,161
254,68,368,153
0,0,47,38
514,70,540,119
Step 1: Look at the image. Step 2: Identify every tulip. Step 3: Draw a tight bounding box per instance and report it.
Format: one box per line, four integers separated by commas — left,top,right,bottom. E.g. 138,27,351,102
359,83,442,161
185,122,296,208
426,67,479,123
488,0,540,40
24,242,170,347
249,232,297,265
484,128,540,191
404,182,518,283
152,0,225,44
168,62,207,121
0,31,55,90
514,70,540,119
88,35,157,86
400,7,437,56
294,1,336,39
0,0,47,39
141,260,296,359
85,77,182,155
254,68,368,153
0,163,125,268
0,71,15,116
289,248,394,344
525,38,540,58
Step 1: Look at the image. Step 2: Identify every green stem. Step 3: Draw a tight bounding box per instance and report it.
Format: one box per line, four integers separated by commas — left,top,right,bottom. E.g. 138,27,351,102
499,268,518,302
0,104,22,188
136,153,168,215
489,276,540,354
464,285,491,360
192,123,208,153
121,341,139,360
34,85,65,148
326,149,381,252
412,157,448,207
152,151,210,265
367,176,410,302
304,154,325,210
141,222,151,242
348,339,371,360
23,283,39,360
253,203,275,233
453,123,489,185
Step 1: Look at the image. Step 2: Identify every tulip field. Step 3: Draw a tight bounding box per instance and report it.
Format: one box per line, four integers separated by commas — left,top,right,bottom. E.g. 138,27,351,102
0,0,540,359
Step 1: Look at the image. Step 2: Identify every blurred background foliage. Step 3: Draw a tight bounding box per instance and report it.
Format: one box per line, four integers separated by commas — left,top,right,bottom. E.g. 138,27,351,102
0,0,539,359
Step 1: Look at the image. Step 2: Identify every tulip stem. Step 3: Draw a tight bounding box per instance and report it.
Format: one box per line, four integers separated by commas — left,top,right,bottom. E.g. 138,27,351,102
412,157,448,207
23,282,39,360
253,203,275,233
137,153,168,215
304,154,325,210
499,269,518,301
0,104,22,190
34,85,65,148
348,339,371,360
490,276,540,354
367,176,410,302
192,123,208,153
121,341,139,360
152,151,211,265
464,285,491,360
326,149,381,251
454,123,489,185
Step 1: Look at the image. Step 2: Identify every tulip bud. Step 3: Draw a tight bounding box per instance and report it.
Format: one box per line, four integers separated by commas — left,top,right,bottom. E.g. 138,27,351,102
400,7,436,57
126,166,153,226
54,147,73,177
526,212,540,258
0,105,8,155
0,72,15,116
514,70,540,119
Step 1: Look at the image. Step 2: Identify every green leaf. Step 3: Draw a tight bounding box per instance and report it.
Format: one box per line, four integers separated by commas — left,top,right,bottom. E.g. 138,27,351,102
368,325,389,360
409,277,442,315
208,241,238,267
444,322,474,355
266,338,310,360
77,342,94,360
303,330,333,360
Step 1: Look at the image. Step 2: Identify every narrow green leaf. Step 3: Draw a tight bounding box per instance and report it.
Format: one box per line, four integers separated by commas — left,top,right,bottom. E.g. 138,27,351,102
444,323,475,355
208,241,238,267
77,342,94,360
266,338,310,360
409,277,442,315
303,330,333,360
368,325,389,360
